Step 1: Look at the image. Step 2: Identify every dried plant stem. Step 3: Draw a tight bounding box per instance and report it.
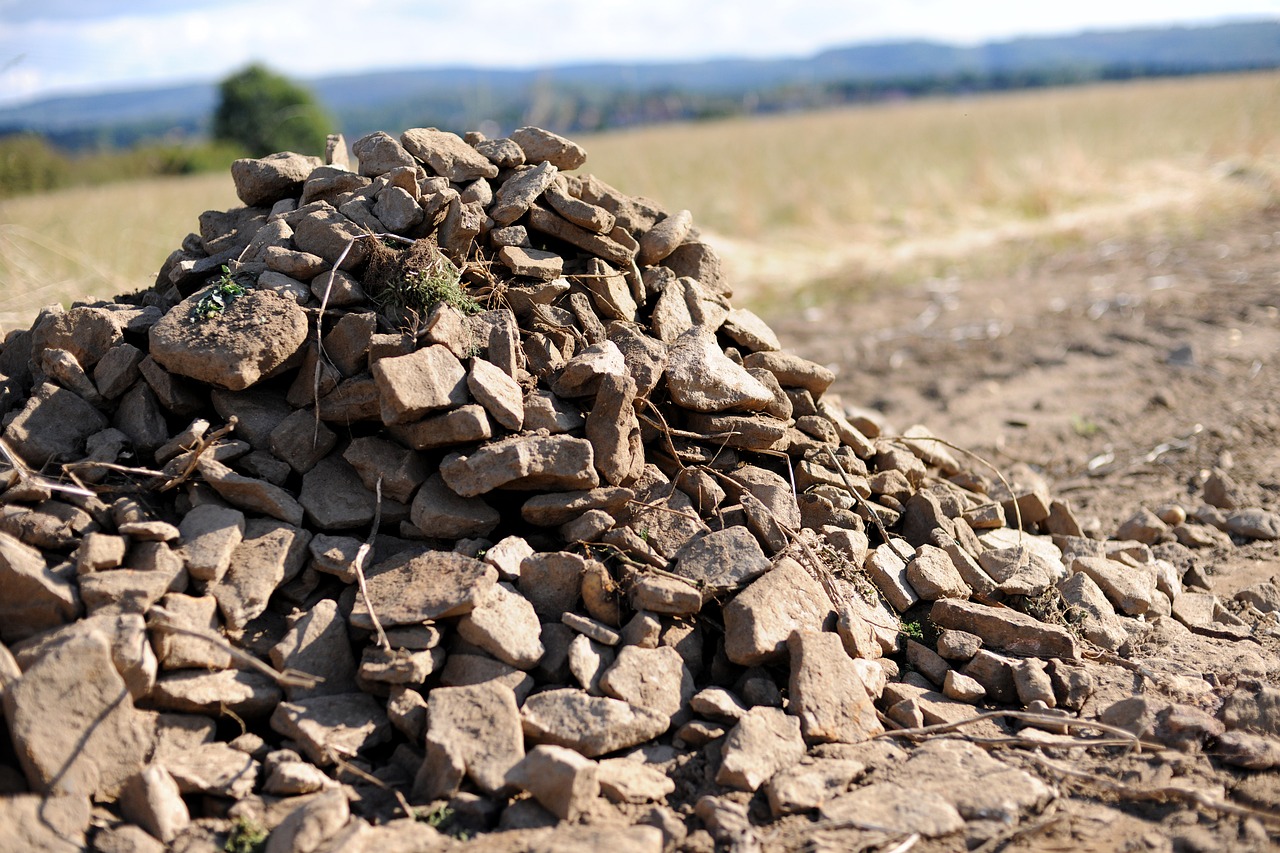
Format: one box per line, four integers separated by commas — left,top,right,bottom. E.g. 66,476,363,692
824,446,913,564
353,475,390,651
147,607,320,689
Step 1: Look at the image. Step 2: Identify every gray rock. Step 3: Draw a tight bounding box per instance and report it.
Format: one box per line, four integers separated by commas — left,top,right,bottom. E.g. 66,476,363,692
723,557,835,665
230,152,320,206
149,287,308,390
442,433,599,496
457,582,545,669
353,547,496,629
269,599,358,699
0,531,79,643
3,630,154,798
820,782,964,837
930,598,1079,659
210,518,310,632
788,630,883,743
4,381,109,467
371,344,468,425
1072,556,1157,616
415,682,525,799
672,527,771,593
521,688,669,757
150,668,282,717
342,435,429,504
716,707,806,792
388,403,493,451
198,457,305,525
506,745,600,820
401,127,499,181
270,692,392,766
510,126,588,170
352,131,416,176
665,328,772,413
299,454,378,530
410,472,499,539
599,645,693,725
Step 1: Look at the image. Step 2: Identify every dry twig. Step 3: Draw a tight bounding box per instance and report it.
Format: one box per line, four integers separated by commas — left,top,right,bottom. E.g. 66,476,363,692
146,606,320,690
353,475,390,651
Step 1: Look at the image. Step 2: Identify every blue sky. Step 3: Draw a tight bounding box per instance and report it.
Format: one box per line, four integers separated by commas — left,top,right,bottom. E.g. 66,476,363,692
1,0,1277,105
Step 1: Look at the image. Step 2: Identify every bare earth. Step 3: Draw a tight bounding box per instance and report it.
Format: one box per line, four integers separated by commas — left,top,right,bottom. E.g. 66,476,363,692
757,209,1280,851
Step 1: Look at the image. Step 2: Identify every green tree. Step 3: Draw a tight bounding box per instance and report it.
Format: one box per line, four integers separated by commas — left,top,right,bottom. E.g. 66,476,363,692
212,64,334,157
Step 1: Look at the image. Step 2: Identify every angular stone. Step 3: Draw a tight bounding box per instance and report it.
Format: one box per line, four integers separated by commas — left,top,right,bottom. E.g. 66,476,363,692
766,758,865,817
521,487,634,526
269,599,359,699
1072,556,1157,616
441,434,598,496
716,707,806,792
270,692,392,766
299,454,378,530
151,592,233,671
724,558,835,665
163,741,258,799
498,245,564,280
629,573,703,616
353,131,416,176
265,788,349,853
1226,508,1280,540
410,472,499,539
599,645,693,726
519,551,585,619
230,152,320,206
506,745,600,820
788,630,883,743
457,582,545,669
637,209,693,266
820,782,964,838
3,631,153,798
388,403,493,451
341,435,428,504
665,328,772,413
119,764,189,843
371,344,468,425
415,682,524,798
597,757,677,804
198,457,304,525
401,127,499,181
150,668,283,717
863,541,918,613
468,357,524,431
521,688,669,758
177,504,245,583
510,126,588,169
741,351,835,396
0,794,90,852
672,527,771,594
149,287,308,391
0,531,79,643
1057,571,1129,651
4,382,109,467
568,633,613,695
210,518,310,632
353,547,496,629
931,598,1079,659
490,161,558,225
906,544,971,600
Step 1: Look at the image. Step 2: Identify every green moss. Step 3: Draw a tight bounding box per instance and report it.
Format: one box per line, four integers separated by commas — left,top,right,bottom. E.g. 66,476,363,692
224,816,268,853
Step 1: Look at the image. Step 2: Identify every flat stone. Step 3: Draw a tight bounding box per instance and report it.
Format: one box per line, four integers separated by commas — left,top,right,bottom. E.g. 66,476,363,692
299,454,378,530
521,688,669,758
3,630,154,798
150,668,283,717
198,457,305,526
439,654,535,704
599,645,693,726
906,544,971,600
943,669,987,703
441,434,599,496
521,487,634,527
498,245,564,280
1072,556,1157,616
151,592,233,671
562,611,621,646
506,745,600,820
0,531,79,643
510,126,587,169
1057,572,1129,651
468,357,524,430
671,527,771,593
269,598,358,699
568,633,614,695
629,573,703,615
457,581,545,669
1226,508,1280,540
371,344,468,425
268,407,336,474
723,558,835,666
401,127,499,181
597,757,676,804
788,630,883,743
230,151,320,206
741,350,835,396
410,472,499,539
518,551,585,619
270,692,392,766
162,741,258,799
716,707,806,792
766,758,865,816
4,381,109,467
149,287,308,390
210,518,310,632
342,435,428,504
359,645,444,685
0,794,90,852
388,403,493,451
490,161,558,225
931,598,1079,659
352,547,496,629
483,535,535,581
414,682,524,798
820,782,964,838
665,328,772,413
863,541,918,612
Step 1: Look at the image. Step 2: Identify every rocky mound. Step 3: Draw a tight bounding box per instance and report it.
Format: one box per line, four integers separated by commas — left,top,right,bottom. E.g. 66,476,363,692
1,126,1278,852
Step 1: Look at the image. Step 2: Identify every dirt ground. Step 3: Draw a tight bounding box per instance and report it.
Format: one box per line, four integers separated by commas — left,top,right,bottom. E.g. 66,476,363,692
756,208,1280,851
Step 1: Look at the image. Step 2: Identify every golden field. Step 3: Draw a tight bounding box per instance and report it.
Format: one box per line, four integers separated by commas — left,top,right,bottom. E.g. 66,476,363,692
2,71,1278,328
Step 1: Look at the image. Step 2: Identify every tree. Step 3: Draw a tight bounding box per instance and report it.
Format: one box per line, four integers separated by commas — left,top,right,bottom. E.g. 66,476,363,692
212,64,334,157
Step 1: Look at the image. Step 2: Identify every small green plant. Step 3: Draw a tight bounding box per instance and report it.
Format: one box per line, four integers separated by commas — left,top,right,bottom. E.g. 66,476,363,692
1070,414,1100,437
192,265,248,322
900,619,924,641
224,816,268,853
416,803,455,829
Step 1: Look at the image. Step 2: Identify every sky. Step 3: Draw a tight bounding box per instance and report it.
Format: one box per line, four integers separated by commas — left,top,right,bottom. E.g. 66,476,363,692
1,0,1278,106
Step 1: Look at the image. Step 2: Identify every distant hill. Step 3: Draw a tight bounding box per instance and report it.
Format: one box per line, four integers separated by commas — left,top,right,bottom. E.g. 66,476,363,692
3,19,1278,151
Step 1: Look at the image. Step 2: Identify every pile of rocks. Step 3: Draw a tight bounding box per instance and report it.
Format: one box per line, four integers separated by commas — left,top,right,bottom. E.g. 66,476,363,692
1,126,1277,853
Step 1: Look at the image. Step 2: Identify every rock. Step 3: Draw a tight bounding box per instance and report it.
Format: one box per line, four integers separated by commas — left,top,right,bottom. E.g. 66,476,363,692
863,541,918,613
821,782,964,838
665,328,772,413
0,531,79,643
906,544,971,600
1057,571,1130,651
1220,686,1280,736
585,372,642,486
716,707,806,792
389,403,493,450
563,611,621,646
402,127,499,181
906,639,950,687
270,692,392,766
491,161,559,225
568,633,613,694
1071,556,1157,616
231,152,320,206
1226,508,1280,540
120,764,189,843
299,454,379,530
441,434,599,496
724,557,835,665
931,598,1079,659
596,757,676,804
943,669,987,703
198,457,305,526
263,788,350,853
0,794,91,852
518,551,585,619
468,357,524,430
416,682,524,798
1203,467,1246,509
4,381,109,467
150,668,283,717
521,486,634,527
900,739,1052,821
457,582,545,669
210,518,310,631
521,688,669,757
788,630,883,743
599,645,693,725
3,630,154,798
371,344,468,425
150,592,233,671
1217,731,1280,770
766,758,865,816
411,472,499,539
269,599,359,699
1236,582,1280,613
149,287,308,390
510,126,588,169
671,527,771,593
1011,657,1056,707
353,547,496,629
506,745,600,820
1117,507,1170,544
629,573,703,615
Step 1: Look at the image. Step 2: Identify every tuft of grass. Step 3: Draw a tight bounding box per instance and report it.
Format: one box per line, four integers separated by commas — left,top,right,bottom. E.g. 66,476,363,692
365,238,481,319
224,816,268,853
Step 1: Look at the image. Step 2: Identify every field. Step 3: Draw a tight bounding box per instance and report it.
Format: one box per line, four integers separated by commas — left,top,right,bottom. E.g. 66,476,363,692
1,71,1277,331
